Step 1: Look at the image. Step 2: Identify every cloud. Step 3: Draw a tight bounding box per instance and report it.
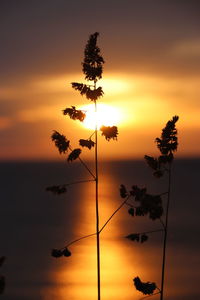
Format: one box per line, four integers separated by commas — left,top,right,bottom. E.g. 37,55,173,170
1,0,200,81
32,73,132,96
171,39,200,58
16,105,63,123
0,117,13,130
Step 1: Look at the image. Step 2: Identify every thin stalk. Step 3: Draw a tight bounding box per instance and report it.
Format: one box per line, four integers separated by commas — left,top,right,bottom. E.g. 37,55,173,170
99,196,130,233
63,195,130,250
160,164,171,300
64,179,95,186
88,131,96,140
78,156,96,179
69,145,96,179
159,218,166,230
64,232,97,249
94,95,101,300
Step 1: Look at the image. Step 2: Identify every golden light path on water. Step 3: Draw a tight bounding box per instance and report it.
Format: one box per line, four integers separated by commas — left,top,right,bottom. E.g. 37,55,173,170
42,168,167,300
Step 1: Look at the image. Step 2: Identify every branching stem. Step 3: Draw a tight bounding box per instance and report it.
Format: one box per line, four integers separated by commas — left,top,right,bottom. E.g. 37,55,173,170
99,195,130,233
159,218,166,230
64,179,95,187
63,195,130,249
78,156,96,179
64,232,97,249
68,145,96,179
88,131,96,140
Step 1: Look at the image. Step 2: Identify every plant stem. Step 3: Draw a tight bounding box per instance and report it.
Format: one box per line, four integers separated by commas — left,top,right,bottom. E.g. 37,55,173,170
159,218,166,230
88,131,96,140
94,95,101,300
160,164,171,300
63,196,130,249
78,156,96,180
64,179,95,186
99,196,130,234
69,145,96,179
64,232,97,249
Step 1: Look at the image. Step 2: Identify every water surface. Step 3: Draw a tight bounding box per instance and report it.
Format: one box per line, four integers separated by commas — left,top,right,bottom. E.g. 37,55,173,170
0,159,199,299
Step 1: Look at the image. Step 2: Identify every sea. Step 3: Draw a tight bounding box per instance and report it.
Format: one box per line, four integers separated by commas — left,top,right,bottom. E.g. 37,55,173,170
0,159,199,300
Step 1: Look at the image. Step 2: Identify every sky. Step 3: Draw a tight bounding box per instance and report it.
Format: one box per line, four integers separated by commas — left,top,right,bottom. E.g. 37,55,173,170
0,0,200,160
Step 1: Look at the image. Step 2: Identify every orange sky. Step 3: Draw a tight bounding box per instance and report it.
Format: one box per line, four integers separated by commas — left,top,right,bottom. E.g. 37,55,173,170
0,1,200,160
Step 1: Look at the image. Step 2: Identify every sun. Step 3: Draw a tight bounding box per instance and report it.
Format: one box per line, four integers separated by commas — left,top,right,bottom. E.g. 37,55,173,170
79,103,121,130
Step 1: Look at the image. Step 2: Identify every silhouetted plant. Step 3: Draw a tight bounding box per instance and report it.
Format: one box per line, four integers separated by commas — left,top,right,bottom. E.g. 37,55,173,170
134,277,157,295
100,125,118,141
51,248,71,258
0,256,6,295
120,116,179,300
46,185,67,195
62,106,86,122
47,32,179,300
79,138,95,149
51,131,70,154
46,33,119,300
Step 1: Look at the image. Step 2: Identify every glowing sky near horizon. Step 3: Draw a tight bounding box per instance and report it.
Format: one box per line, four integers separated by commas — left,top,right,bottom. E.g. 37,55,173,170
0,0,200,160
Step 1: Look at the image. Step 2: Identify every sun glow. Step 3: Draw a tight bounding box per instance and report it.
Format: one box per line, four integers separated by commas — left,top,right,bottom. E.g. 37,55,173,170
80,103,122,130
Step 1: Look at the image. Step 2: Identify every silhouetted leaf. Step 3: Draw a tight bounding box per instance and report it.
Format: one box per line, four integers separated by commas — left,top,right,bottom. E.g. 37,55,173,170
0,257,5,268
51,249,63,258
145,116,179,177
144,155,158,170
67,149,81,162
126,233,148,243
130,185,146,201
126,234,140,242
155,115,179,156
141,194,163,220
128,208,134,216
79,139,95,149
145,155,164,177
133,276,157,295
46,185,67,195
51,248,71,258
100,125,118,141
71,82,87,94
63,248,71,257
141,234,148,243
85,86,103,101
63,106,86,122
135,207,145,216
120,184,127,198
71,83,104,101
51,131,70,154
82,32,105,81
130,186,163,220
0,276,5,294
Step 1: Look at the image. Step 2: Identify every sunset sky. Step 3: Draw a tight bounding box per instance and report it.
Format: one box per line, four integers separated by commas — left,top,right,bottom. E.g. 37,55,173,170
0,0,200,160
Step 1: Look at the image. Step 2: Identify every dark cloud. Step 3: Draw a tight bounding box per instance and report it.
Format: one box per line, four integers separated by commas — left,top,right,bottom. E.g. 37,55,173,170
0,0,200,80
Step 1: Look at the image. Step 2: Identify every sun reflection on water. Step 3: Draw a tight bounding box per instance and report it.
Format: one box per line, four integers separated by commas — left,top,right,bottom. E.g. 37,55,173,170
43,169,161,300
